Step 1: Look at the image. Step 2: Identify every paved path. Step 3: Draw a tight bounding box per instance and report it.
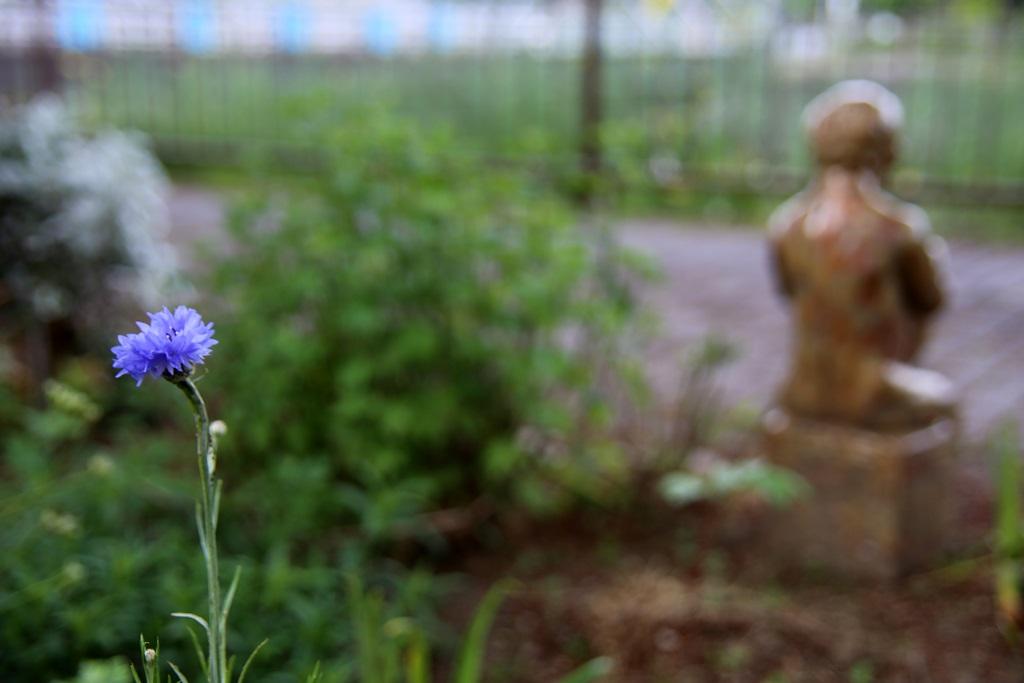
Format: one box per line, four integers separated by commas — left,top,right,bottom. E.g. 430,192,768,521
621,219,1024,445
168,187,1023,446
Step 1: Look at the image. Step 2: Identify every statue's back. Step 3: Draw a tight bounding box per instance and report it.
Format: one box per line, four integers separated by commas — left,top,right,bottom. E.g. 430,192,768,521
770,172,939,421
767,80,950,427
774,174,921,360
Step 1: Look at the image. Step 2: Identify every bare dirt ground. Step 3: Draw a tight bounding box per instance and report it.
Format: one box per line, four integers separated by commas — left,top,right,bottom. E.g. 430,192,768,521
458,505,1023,683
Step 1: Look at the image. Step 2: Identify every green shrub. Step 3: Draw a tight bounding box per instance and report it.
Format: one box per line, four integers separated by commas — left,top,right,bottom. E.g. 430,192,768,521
0,369,450,683
2,111,646,680
210,113,645,524
0,377,200,680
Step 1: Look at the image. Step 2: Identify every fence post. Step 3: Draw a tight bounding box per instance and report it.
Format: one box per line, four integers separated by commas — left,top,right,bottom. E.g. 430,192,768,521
579,0,605,200
31,0,62,94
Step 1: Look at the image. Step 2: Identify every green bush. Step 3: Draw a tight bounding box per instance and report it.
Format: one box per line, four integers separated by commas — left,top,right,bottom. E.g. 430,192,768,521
0,369,449,682
1,111,647,680
210,113,645,525
0,376,199,680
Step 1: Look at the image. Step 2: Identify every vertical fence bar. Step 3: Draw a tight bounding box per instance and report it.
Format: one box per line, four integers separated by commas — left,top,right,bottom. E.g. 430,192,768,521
579,0,604,190
710,21,726,176
972,21,1008,182
31,0,61,94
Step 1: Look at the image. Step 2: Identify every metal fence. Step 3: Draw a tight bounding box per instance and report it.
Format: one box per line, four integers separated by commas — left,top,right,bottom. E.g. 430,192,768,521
3,0,1024,207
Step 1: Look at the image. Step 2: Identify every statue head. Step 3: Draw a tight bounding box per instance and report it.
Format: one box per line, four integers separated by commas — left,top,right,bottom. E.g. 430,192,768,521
803,80,903,175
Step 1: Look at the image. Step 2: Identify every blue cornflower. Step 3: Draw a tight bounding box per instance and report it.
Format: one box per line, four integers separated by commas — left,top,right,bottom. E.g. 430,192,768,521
112,306,217,386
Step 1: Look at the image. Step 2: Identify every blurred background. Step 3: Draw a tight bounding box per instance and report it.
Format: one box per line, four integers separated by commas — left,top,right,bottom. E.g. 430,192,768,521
5,0,1024,208
2,1,1023,681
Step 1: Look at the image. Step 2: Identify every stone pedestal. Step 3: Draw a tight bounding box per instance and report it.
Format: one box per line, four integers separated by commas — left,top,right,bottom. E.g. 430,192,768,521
760,407,957,581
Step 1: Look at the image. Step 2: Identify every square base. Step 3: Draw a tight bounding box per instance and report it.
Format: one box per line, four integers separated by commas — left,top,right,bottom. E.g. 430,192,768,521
760,408,957,581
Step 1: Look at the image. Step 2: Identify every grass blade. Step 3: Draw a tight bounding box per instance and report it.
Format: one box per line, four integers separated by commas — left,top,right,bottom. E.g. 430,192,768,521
185,626,209,680
555,656,614,683
304,662,323,683
347,573,382,683
994,422,1023,635
237,638,269,683
167,662,190,683
996,423,1021,557
222,565,242,624
453,580,513,683
404,632,429,683
171,612,210,633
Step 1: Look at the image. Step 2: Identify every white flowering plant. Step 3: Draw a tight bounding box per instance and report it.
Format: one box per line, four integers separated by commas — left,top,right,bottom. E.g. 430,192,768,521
0,97,176,341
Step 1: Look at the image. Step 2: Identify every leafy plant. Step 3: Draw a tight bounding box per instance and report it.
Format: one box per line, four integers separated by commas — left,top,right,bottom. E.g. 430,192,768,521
659,458,808,508
0,373,202,681
0,388,361,683
0,336,488,683
660,334,739,467
210,112,645,525
993,422,1024,641
347,577,612,683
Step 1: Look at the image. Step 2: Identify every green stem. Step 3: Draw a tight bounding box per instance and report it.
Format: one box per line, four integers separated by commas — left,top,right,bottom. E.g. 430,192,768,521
174,377,224,683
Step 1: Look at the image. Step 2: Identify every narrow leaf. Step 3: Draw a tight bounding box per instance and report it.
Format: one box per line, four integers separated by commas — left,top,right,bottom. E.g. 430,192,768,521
555,656,614,683
996,423,1022,556
454,580,513,683
171,612,210,633
212,480,223,529
304,662,323,683
194,503,209,560
405,632,430,683
167,662,190,683
185,626,209,679
222,565,242,624
347,574,380,683
237,638,269,683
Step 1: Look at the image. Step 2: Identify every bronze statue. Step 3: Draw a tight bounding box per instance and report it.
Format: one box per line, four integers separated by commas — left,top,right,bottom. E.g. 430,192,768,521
768,80,956,429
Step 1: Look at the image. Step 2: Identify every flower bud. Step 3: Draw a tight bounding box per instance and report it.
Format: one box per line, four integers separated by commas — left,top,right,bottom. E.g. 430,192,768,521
145,648,157,664
210,420,228,437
